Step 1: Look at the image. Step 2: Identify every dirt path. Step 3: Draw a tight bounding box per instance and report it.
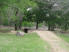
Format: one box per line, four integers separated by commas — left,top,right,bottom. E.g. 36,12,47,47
35,31,69,52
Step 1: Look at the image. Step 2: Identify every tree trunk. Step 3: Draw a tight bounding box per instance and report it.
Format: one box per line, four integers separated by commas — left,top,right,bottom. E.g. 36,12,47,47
19,21,22,30
64,23,68,31
36,21,39,29
15,8,19,31
50,26,55,31
15,23,18,31
48,24,51,31
18,13,24,30
48,24,55,31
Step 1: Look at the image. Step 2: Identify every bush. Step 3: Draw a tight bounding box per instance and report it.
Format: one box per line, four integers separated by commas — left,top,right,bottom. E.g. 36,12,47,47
38,23,43,27
22,21,34,27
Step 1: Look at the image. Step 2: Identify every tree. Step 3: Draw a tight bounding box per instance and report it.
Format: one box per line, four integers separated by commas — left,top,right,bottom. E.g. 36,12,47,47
7,0,37,30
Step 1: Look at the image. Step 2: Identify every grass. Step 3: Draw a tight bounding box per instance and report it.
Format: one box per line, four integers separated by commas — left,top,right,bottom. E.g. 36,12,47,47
58,33,69,43
55,31,69,50
0,32,50,52
60,34,69,43
55,31,69,43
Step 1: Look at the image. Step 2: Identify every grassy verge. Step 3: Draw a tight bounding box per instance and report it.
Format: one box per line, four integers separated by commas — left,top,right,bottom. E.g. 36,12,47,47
0,33,51,52
56,32,69,43
55,31,69,50
59,34,69,43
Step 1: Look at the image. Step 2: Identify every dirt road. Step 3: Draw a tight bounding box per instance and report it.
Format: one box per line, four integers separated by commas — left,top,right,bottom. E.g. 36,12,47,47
35,31,69,52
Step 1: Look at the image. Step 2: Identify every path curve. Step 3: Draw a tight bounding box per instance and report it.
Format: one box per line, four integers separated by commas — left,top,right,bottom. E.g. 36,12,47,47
35,31,69,52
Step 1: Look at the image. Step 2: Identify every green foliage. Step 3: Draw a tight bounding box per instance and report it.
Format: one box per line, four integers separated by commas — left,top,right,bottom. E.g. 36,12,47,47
38,23,43,27
22,21,34,27
3,19,9,26
1,0,69,31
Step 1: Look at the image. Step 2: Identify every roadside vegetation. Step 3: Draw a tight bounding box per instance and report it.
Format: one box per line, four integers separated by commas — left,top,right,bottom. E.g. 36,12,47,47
56,32,69,43
0,32,51,52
